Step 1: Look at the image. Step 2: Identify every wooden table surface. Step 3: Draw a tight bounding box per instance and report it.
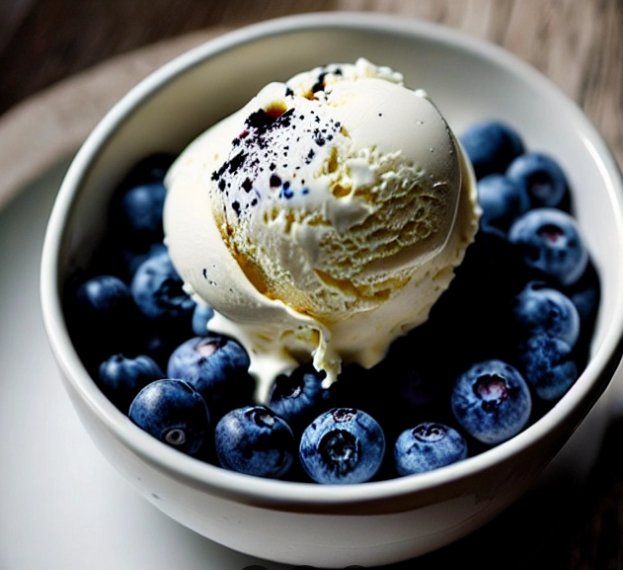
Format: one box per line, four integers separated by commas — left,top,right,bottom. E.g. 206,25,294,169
1,1,622,569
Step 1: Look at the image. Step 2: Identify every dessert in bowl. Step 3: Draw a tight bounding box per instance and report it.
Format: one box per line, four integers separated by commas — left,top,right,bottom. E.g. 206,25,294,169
40,12,623,568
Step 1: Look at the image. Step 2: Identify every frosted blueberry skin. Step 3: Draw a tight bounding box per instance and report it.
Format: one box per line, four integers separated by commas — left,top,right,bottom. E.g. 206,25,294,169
477,173,530,233
98,353,164,412
451,360,532,446
76,274,132,316
506,151,570,211
167,334,253,417
299,408,385,484
214,406,295,479
459,120,525,179
267,364,331,434
518,334,579,401
509,208,589,287
512,281,580,347
129,378,210,456
394,422,468,476
131,249,196,319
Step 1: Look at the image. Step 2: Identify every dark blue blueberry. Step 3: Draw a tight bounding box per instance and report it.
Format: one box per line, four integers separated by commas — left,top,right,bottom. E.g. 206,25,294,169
451,360,532,445
214,405,295,478
191,302,214,336
506,152,570,210
477,174,530,233
167,334,253,416
72,274,139,362
125,242,168,279
76,274,132,315
459,120,524,179
299,408,385,484
117,181,167,248
84,239,166,284
131,250,195,319
129,378,210,456
105,153,175,268
564,262,601,367
512,281,580,347
267,364,331,433
393,422,468,476
518,334,578,401
98,353,164,411
566,260,601,330
509,208,589,286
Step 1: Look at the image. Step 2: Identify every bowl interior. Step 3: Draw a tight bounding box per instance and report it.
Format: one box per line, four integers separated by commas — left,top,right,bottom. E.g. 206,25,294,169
48,13,623,501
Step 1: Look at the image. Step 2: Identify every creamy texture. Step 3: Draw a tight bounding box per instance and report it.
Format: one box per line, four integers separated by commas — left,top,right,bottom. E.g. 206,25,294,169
164,59,479,401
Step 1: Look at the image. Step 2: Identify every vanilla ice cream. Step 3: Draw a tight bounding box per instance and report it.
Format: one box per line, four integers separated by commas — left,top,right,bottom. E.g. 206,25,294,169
164,59,479,401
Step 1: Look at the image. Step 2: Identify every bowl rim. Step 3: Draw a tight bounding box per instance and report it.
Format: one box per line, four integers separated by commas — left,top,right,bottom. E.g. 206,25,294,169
40,10,623,508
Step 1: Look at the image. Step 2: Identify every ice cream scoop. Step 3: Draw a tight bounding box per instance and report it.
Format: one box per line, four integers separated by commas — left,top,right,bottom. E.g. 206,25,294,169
164,59,479,401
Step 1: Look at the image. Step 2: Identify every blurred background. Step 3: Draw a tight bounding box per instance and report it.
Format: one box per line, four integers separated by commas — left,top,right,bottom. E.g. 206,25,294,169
1,0,621,169
1,1,622,568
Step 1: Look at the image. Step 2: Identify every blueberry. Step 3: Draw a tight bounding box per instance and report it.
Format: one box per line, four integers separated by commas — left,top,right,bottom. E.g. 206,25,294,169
509,208,589,286
72,274,138,362
267,364,331,433
117,181,167,247
566,260,601,330
518,334,578,401
131,249,195,319
393,422,468,476
451,360,532,445
125,242,168,279
459,120,524,179
167,334,253,416
98,353,164,411
512,281,580,347
76,274,132,316
506,152,570,210
299,408,385,484
129,378,210,456
214,405,295,478
477,174,530,233
565,262,600,366
105,153,176,264
191,301,214,336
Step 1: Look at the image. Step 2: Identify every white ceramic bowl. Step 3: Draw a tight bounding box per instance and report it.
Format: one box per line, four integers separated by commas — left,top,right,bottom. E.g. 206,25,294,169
41,12,623,568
